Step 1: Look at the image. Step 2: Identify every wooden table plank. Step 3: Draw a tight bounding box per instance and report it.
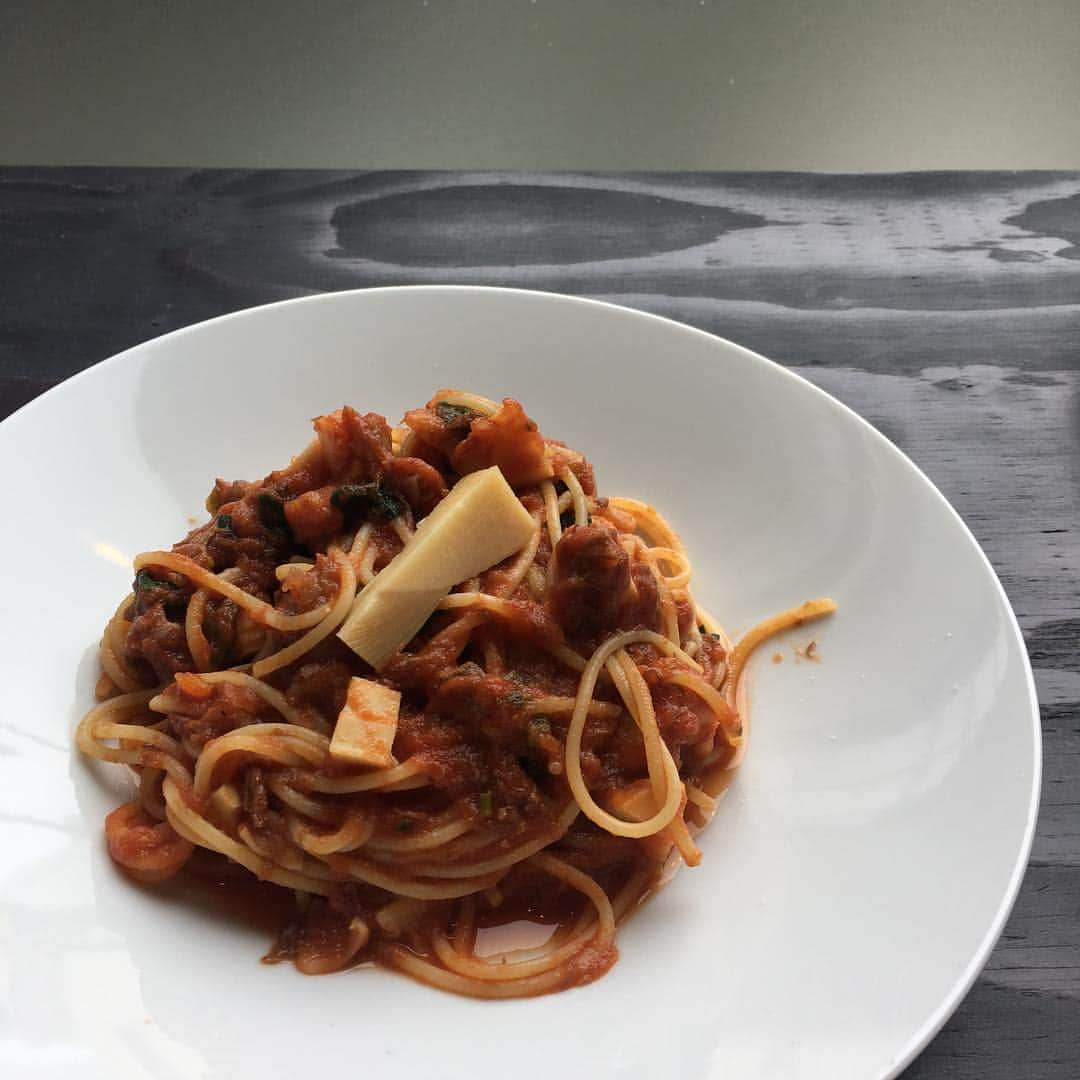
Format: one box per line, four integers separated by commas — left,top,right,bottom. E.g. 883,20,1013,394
2,167,1077,1077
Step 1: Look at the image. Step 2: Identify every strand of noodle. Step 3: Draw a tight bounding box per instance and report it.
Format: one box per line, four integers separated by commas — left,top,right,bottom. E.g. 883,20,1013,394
184,590,214,672
525,565,547,600
682,598,704,658
390,425,409,456
494,513,543,598
357,542,378,585
77,689,157,731
275,559,314,583
550,440,585,462
238,823,307,870
194,716,329,751
482,635,504,675
540,479,562,548
404,609,486,670
556,490,573,512
391,516,414,546
105,595,134,657
620,534,680,644
252,551,356,678
265,776,341,824
608,650,668,809
666,811,702,866
163,777,335,895
394,426,416,458
375,897,433,937
695,605,734,652
652,561,681,645
421,853,616,991
646,546,692,591
664,669,742,742
685,784,718,814
95,671,118,701
306,850,504,899
607,497,684,552
77,691,176,758
194,731,327,797
432,916,595,982
365,815,476,854
530,852,616,946
382,946,571,999
611,865,654,921
286,811,375,855
694,766,738,811
435,389,500,416
433,852,614,982
436,595,567,651
486,907,590,959
560,466,589,526
98,630,144,694
167,670,321,732
138,767,166,820
622,626,701,674
347,522,374,577
144,752,195,790
724,598,837,708
543,641,589,672
522,696,622,720
453,895,476,954
77,698,195,792
93,719,185,757
709,661,728,690
251,632,281,664
396,802,579,878
432,608,684,682
305,759,428,794
565,631,685,838
406,823,510,859
133,551,332,631
99,596,145,692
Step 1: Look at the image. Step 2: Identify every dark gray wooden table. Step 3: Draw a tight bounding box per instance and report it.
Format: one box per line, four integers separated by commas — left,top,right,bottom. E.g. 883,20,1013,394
2,168,1077,1077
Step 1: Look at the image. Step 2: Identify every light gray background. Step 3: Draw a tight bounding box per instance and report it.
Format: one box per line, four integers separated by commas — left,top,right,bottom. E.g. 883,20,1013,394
1,0,1078,170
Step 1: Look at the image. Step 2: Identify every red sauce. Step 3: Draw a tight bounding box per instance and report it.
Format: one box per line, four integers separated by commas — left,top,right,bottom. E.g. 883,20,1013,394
98,393,738,993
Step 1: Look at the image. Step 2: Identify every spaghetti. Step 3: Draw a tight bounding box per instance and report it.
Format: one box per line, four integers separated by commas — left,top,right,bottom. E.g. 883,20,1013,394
76,391,834,996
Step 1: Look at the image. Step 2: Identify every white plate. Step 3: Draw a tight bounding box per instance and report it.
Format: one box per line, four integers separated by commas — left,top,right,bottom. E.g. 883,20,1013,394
0,287,1039,1080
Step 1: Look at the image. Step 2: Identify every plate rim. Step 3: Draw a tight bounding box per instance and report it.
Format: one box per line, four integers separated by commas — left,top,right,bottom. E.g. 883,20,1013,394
2,284,1042,1079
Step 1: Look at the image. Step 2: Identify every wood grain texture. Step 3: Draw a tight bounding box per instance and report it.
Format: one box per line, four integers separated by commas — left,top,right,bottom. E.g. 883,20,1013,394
2,167,1078,1077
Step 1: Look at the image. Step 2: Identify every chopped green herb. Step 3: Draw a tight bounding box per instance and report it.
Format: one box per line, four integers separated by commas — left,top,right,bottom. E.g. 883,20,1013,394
435,401,480,425
394,818,415,833
478,791,493,817
506,689,526,708
215,513,234,533
331,482,403,521
698,624,707,634
255,492,288,529
134,568,174,592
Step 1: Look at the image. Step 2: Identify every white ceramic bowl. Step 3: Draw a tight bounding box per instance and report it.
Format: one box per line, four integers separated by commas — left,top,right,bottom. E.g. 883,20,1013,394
0,287,1039,1080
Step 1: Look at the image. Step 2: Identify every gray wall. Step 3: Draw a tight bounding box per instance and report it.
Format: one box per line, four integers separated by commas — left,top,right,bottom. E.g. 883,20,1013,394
2,0,1078,170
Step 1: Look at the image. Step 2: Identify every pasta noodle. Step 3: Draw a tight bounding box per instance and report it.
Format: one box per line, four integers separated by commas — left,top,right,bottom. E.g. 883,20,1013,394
75,390,834,997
